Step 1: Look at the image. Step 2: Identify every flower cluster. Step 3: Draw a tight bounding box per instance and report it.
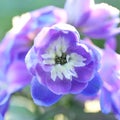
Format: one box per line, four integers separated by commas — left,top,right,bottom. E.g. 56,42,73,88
0,0,120,120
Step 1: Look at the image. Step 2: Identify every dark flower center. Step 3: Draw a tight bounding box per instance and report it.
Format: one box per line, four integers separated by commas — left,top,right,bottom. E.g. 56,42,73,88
55,53,67,65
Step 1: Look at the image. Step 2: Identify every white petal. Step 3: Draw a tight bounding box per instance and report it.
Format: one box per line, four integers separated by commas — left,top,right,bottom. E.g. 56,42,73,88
70,53,86,67
55,64,63,80
73,61,86,67
51,67,57,81
61,65,72,80
64,63,78,78
43,59,55,65
69,64,78,78
66,55,70,62
61,37,68,53
79,44,89,53
55,40,62,57
41,53,55,59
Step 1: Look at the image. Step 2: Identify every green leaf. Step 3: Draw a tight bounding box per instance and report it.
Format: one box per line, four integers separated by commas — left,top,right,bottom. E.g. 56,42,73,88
5,96,37,120
5,106,36,120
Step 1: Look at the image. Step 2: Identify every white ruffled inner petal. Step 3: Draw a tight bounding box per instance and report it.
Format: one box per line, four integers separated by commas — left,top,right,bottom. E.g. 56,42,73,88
55,64,64,80
51,66,57,81
65,63,78,78
43,59,55,65
61,37,68,53
60,65,72,80
41,37,86,81
41,53,55,59
70,53,86,67
55,40,62,57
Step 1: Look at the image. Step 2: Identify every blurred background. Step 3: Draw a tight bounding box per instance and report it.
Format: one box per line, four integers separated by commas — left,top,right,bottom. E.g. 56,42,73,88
0,0,120,120
0,0,120,52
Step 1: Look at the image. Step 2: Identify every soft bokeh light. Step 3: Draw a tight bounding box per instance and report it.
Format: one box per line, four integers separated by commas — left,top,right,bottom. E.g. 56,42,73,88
84,100,101,113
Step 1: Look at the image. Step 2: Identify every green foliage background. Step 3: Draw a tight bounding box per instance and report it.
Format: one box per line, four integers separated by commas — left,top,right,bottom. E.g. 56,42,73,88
0,0,120,120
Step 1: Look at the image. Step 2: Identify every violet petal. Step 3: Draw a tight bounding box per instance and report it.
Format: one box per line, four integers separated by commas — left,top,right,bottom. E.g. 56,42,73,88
31,78,62,106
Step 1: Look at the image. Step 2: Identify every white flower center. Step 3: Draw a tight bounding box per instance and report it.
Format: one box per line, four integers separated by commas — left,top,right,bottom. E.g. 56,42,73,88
41,37,86,81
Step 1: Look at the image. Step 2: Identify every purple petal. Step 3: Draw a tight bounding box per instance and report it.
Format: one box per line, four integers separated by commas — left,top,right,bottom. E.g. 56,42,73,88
111,90,120,114
31,78,62,106
81,73,102,95
100,87,111,114
30,6,66,28
83,3,119,28
68,42,92,65
68,42,100,83
24,6,66,35
25,47,38,75
35,65,72,95
74,61,97,83
9,36,30,61
0,114,3,120
10,6,66,41
99,46,120,89
64,0,94,26
81,3,120,38
105,37,117,50
35,62,88,95
0,91,10,105
83,25,120,39
6,61,32,93
0,99,10,117
46,78,71,95
70,80,88,94
34,23,80,54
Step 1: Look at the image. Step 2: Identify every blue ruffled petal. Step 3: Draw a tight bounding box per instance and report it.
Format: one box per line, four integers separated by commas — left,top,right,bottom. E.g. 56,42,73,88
0,99,10,116
0,91,10,105
0,114,3,120
81,73,102,95
31,78,62,106
100,88,111,114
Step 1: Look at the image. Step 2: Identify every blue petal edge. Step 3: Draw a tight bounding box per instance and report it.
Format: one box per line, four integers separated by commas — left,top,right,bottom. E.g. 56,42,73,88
0,114,3,120
31,77,62,106
81,72,102,96
100,88,111,114
0,91,10,106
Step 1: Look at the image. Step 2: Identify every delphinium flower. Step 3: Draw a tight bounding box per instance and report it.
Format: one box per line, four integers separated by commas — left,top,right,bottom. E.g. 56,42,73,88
99,44,120,120
0,6,66,117
25,23,102,106
64,0,120,39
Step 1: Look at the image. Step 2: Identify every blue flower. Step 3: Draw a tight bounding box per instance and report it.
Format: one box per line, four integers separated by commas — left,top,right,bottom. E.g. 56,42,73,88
25,23,102,106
